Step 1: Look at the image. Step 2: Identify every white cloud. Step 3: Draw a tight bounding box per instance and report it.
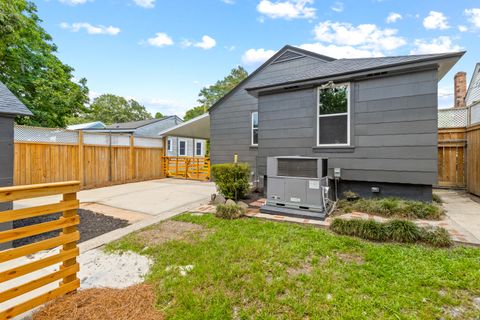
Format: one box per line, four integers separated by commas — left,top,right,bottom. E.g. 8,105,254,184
312,21,406,52
222,0,235,4
438,84,454,109
465,8,480,29
144,98,190,117
133,0,155,8
458,25,468,32
146,32,174,47
386,12,402,23
330,1,344,13
423,11,449,30
257,0,316,20
299,43,382,58
194,35,217,49
60,22,120,35
410,36,463,54
242,48,276,65
59,0,90,5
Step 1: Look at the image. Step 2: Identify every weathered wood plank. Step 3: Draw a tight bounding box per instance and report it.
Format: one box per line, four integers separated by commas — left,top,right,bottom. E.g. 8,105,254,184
0,181,80,202
0,200,79,224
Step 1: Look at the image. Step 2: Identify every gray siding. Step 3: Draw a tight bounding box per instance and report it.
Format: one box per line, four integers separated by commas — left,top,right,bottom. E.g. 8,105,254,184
466,64,480,107
166,136,207,157
210,55,330,182
0,116,13,250
135,117,182,137
256,69,438,186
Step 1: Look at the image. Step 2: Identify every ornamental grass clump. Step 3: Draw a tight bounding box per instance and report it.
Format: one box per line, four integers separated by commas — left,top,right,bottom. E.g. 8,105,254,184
330,218,452,247
211,163,250,200
215,204,245,220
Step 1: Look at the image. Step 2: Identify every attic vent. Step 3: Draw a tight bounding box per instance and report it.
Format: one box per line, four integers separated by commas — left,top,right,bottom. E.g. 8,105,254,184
273,50,305,64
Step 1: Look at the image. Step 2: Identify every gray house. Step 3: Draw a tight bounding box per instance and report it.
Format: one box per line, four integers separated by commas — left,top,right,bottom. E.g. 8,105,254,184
0,81,32,249
209,45,464,201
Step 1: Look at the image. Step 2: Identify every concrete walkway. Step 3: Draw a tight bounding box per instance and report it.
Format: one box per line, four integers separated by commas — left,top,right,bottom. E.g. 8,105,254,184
434,189,480,244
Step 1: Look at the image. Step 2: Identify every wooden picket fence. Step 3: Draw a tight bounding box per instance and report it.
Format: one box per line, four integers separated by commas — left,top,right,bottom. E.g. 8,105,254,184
437,128,467,188
0,181,80,319
163,157,210,181
14,127,165,189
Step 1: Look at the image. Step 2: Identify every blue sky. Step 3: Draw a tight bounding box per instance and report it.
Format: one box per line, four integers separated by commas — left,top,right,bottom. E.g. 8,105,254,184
35,0,480,117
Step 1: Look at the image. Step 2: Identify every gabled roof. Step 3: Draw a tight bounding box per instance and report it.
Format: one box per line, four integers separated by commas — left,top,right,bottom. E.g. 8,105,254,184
106,115,182,130
0,81,33,116
466,63,480,106
246,51,465,92
208,45,335,113
67,121,106,130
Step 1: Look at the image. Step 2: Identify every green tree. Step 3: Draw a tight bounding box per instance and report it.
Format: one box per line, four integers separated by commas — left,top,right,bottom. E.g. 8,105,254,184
0,0,89,127
82,94,152,124
155,112,164,119
183,66,248,121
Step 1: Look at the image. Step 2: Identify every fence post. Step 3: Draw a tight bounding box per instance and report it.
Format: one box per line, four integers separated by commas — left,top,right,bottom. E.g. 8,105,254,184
61,190,78,287
78,131,84,188
129,135,134,181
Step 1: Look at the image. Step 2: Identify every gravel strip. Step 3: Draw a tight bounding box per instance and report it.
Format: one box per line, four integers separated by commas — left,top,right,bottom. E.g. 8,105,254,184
13,209,130,247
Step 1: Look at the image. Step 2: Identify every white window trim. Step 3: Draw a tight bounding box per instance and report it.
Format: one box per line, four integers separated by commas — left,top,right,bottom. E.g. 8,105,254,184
167,138,173,152
316,82,351,147
195,141,203,156
178,139,187,156
251,111,258,146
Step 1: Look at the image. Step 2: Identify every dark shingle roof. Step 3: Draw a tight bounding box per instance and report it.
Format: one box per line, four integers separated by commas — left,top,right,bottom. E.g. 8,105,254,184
106,116,179,129
0,82,32,116
246,52,465,91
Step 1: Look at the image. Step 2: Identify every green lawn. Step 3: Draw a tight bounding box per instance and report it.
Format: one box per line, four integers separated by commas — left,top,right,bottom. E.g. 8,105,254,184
106,214,480,320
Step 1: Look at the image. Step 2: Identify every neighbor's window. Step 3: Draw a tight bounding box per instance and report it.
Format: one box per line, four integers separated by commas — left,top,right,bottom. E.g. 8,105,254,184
178,140,187,156
167,138,173,151
317,83,350,146
195,141,202,156
251,112,258,146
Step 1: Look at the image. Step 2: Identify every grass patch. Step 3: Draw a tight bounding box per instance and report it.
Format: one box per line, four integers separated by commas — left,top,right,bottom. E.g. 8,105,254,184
330,218,453,247
433,193,443,204
106,213,480,319
215,203,245,219
337,197,443,220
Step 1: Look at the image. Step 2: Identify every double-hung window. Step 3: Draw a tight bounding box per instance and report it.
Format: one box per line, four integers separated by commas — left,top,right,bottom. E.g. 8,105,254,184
317,83,350,146
178,139,187,156
195,141,202,156
251,112,258,146
167,138,173,152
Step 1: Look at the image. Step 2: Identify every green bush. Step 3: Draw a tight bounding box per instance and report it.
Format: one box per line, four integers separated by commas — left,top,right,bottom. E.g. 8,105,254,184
432,193,443,204
330,218,452,247
215,204,245,219
211,163,251,200
337,197,443,220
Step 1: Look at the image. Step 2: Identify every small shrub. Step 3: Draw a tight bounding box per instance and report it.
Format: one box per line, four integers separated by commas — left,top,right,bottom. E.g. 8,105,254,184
360,219,388,241
215,204,245,220
421,227,453,247
211,163,250,200
385,220,421,243
432,193,443,204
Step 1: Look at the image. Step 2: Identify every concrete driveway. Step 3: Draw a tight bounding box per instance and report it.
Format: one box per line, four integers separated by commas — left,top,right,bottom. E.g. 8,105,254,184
14,178,216,217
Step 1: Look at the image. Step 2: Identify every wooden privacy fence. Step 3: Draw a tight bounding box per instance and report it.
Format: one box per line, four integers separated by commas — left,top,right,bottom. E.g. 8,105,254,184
163,156,210,181
14,126,165,189
437,128,466,188
0,181,80,319
467,123,480,196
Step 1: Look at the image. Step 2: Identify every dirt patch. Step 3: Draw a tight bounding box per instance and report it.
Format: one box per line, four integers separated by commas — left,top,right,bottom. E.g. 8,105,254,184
136,220,209,246
287,256,313,277
32,284,163,320
336,252,365,265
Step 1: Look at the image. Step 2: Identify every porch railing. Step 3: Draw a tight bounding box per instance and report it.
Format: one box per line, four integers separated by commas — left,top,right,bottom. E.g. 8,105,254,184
162,157,210,181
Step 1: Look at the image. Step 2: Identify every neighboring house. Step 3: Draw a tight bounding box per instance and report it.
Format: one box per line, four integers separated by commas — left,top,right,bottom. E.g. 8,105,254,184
0,81,32,249
466,63,480,124
209,45,464,201
67,121,106,130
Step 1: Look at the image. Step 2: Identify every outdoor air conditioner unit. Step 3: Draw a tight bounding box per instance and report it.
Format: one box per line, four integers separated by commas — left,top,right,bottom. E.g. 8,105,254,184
261,156,331,220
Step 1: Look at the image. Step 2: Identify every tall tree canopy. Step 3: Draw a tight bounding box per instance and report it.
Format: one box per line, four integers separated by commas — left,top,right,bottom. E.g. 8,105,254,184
81,94,152,124
0,0,89,127
183,66,248,121
154,112,164,119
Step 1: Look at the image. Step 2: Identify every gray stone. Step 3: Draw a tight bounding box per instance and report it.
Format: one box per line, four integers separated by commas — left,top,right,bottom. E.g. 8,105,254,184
212,194,226,205
473,297,480,309
225,199,236,206
237,201,249,210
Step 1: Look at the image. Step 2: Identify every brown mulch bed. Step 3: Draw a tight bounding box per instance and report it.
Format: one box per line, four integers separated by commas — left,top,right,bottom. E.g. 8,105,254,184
32,284,163,320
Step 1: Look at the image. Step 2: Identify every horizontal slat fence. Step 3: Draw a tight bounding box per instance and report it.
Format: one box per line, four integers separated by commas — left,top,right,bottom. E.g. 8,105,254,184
14,126,165,189
437,128,466,188
0,181,80,319
163,156,210,181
